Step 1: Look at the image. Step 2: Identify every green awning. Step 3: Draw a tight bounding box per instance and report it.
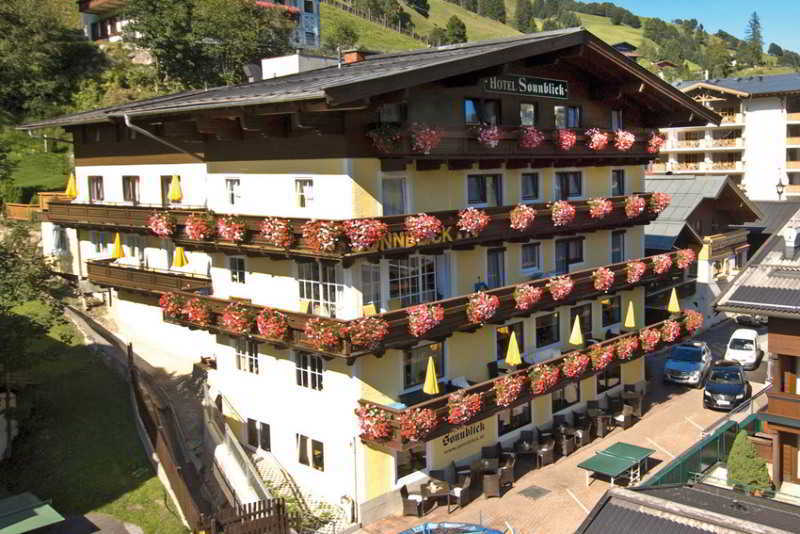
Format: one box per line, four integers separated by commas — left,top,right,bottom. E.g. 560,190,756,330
0,493,64,534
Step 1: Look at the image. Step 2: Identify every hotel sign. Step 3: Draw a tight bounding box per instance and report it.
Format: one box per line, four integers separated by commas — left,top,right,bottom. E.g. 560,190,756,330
482,74,569,100
437,421,488,458
375,225,468,251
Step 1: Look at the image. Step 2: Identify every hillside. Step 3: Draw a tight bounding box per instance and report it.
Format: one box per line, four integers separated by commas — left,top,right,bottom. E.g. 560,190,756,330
320,3,426,52
403,0,520,43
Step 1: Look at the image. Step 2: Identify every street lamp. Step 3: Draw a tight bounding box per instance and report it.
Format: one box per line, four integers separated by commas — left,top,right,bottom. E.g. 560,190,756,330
776,178,786,200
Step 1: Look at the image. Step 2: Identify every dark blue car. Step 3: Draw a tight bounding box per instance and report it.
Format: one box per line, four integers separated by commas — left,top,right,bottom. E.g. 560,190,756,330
703,360,751,410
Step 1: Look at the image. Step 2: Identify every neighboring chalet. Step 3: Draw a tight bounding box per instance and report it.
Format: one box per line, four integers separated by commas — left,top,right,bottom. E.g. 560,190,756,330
644,174,760,325
20,29,718,526
731,200,800,259
717,208,800,489
611,42,640,60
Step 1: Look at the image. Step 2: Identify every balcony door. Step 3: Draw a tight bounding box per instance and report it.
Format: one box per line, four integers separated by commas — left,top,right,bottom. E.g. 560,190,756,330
89,176,104,203
122,176,140,205
487,248,506,289
382,177,407,215
556,238,583,274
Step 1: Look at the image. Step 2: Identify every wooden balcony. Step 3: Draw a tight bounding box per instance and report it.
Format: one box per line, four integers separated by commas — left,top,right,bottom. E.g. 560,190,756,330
87,259,212,294
720,113,743,124
788,112,800,122
704,229,749,260
3,203,40,221
785,185,800,195
786,137,800,146
47,194,660,264
77,0,126,14
710,138,743,148
162,250,688,361
788,161,800,170
707,161,743,171
357,314,692,450
766,391,800,422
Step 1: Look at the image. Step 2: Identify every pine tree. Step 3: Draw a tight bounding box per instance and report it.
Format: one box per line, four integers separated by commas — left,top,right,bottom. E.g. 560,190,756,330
531,0,544,18
744,11,763,66
514,0,533,33
446,15,467,44
462,0,478,13
541,18,559,31
479,0,506,24
768,43,783,56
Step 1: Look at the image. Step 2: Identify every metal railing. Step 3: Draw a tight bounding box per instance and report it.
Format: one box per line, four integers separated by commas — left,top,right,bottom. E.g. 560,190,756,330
702,384,771,438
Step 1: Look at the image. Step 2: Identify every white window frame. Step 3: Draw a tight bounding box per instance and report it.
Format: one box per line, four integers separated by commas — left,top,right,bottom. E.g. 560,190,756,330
402,341,447,393
229,256,246,284
122,175,140,205
388,255,438,307
88,176,104,203
553,169,584,201
52,226,68,256
225,178,241,206
611,231,626,264
521,172,540,203
296,433,324,471
466,173,503,208
245,418,271,452
521,242,541,274
294,178,314,208
360,263,382,309
297,261,343,317
295,351,324,391
235,339,259,375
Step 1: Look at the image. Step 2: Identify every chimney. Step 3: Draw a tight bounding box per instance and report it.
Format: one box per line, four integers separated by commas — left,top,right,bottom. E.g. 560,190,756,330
782,225,799,260
342,49,367,64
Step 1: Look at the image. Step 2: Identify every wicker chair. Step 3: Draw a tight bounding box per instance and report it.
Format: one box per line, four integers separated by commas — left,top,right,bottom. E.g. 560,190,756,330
613,403,634,430
514,430,538,460
483,473,502,498
400,484,429,517
499,453,516,488
536,428,556,468
447,472,472,513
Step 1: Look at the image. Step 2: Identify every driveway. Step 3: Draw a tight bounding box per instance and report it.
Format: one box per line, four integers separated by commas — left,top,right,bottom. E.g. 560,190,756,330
359,320,771,534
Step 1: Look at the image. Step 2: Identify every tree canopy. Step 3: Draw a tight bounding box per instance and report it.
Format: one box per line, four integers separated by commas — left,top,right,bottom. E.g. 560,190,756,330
446,15,468,44
514,0,534,33
323,23,360,54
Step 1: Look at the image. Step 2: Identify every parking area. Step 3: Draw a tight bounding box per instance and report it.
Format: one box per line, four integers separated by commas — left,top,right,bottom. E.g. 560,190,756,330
359,320,771,534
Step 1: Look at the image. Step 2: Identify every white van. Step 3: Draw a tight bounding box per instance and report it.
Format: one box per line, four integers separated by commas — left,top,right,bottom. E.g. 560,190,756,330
723,329,763,370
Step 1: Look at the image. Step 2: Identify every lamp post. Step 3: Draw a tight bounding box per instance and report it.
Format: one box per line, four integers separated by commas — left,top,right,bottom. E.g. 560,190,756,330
776,179,785,200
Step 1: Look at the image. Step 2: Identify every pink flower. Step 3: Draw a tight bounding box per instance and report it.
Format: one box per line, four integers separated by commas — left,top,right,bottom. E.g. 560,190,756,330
407,303,445,337
217,216,247,243
301,220,342,252
547,275,574,301
159,292,185,318
477,124,503,148
494,375,526,408
343,218,389,252
614,130,635,151
551,200,576,226
404,213,443,245
183,298,211,327
367,124,403,153
447,390,483,425
649,192,671,214
457,207,491,236
626,261,647,283
555,129,577,150
513,284,543,311
410,123,443,154
592,267,615,292
676,248,696,270
185,213,215,240
519,126,545,149
616,336,639,360
256,308,289,339
684,310,704,333
562,352,590,378
585,128,609,151
304,317,342,350
259,217,293,248
590,344,615,370
220,302,252,335
647,132,666,153
399,408,438,442
148,212,175,238
509,204,536,231
345,316,390,349
587,198,613,219
529,364,560,394
466,291,500,324
661,320,681,343
639,327,661,352
625,195,646,218
652,254,673,274
356,404,393,441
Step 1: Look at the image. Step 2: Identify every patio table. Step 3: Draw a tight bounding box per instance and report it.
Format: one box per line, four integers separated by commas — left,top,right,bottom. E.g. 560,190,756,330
577,442,655,486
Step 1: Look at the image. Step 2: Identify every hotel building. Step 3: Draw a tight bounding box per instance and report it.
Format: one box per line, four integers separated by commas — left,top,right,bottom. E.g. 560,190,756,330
22,29,717,526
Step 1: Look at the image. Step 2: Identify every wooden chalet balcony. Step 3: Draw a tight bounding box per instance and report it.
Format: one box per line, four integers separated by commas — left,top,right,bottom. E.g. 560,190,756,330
3,203,40,221
788,112,800,122
704,229,749,259
77,0,126,14
766,391,800,422
719,113,743,124
47,194,659,264
162,250,687,361
708,161,743,171
785,137,800,146
710,138,743,148
87,259,212,293
785,185,800,195
788,161,800,170
357,314,693,450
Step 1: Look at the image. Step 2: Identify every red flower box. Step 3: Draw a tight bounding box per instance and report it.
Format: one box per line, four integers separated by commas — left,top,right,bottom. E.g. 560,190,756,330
590,344,614,370
477,124,503,148
616,336,639,360
183,298,211,327
457,207,491,236
649,192,671,214
259,217,293,248
547,275,574,301
345,316,390,349
185,213,216,240
625,195,646,218
676,248,696,270
148,212,175,238
530,364,560,395
410,123,443,154
555,129,577,150
494,374,526,408
652,254,673,274
466,291,499,324
356,404,393,441
513,283,543,311
647,132,665,153
399,408,438,442
587,197,613,219
661,319,681,343
519,126,545,149
404,213,443,244
551,200,576,226
159,292,185,318
407,303,444,337
301,220,342,253
586,128,609,151
510,203,536,231
562,352,590,378
304,317,342,350
256,308,289,339
447,390,483,425
684,310,704,333
220,302,253,335
592,267,615,292
639,327,661,352
217,215,247,243
367,124,403,153
343,218,389,252
614,130,635,151
626,261,647,284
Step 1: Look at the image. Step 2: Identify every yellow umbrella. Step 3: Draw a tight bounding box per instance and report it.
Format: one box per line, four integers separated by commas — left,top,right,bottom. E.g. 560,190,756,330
172,246,188,268
667,287,681,314
568,315,584,346
112,232,124,259
505,331,522,366
422,356,440,395
624,300,636,329
64,173,77,199
167,175,182,202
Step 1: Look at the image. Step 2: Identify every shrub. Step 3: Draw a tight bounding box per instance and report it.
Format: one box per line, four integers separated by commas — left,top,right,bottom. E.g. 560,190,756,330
727,430,771,490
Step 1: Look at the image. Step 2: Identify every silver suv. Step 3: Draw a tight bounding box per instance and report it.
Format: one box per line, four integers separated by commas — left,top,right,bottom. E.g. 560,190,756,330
663,342,713,388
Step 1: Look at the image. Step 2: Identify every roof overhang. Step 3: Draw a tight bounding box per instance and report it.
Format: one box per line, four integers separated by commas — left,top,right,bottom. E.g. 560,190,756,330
681,82,750,98
719,177,763,222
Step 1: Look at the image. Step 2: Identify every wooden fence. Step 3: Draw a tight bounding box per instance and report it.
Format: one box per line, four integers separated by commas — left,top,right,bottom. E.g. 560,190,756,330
213,500,290,534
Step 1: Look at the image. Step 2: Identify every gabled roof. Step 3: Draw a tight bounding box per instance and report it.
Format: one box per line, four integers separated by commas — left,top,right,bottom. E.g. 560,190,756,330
19,28,720,130
731,200,800,234
643,174,761,251
676,72,800,97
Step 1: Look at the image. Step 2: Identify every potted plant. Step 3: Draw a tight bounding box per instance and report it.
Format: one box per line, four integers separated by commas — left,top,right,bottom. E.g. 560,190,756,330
447,390,483,425
301,220,343,253
616,336,639,360
587,197,613,219
547,275,574,301
652,253,673,274
159,292,185,318
649,192,671,214
676,248,696,270
624,194,646,218
220,302,253,335
519,126,544,149
509,203,536,231
407,303,444,337
513,283,543,311
684,309,704,333
345,316,390,349
639,327,661,352
592,266,615,292
183,298,212,327
410,123,444,154
404,213,443,244
614,129,635,151
647,132,666,153
585,128,609,151
551,200,576,226
466,291,500,324
185,212,216,240
217,215,248,243
256,308,290,340
343,218,389,252
476,123,503,148
661,319,681,343
259,217,293,248
398,408,438,442
562,352,590,378
304,317,342,350
555,128,577,150
626,260,647,283
355,404,393,441
366,124,403,153
148,212,175,238
457,207,491,236
494,374,526,408
529,363,560,394
590,344,614,371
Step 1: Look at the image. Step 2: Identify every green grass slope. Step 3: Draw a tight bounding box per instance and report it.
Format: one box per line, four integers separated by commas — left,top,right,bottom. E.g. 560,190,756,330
405,0,520,42
320,3,425,52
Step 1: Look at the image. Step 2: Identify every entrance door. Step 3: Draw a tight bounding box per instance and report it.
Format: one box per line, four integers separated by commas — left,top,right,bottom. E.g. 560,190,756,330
782,433,799,483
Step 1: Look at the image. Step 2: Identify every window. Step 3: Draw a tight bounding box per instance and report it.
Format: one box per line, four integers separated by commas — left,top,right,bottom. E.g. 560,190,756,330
89,176,104,203
521,173,539,202
521,243,541,272
554,105,581,128
520,103,537,126
122,176,140,204
379,103,404,124
602,296,621,327
396,444,426,480
498,403,532,436
735,249,747,270
611,231,626,263
381,177,406,215
496,323,524,360
597,365,621,394
295,178,314,208
361,264,381,307
389,256,437,307
464,98,500,125
611,170,625,196
90,231,108,256
236,339,259,374
296,434,324,471
125,234,144,261
296,352,324,390
404,343,444,389
247,419,271,451
487,248,505,289
552,382,580,413
305,32,316,46
229,257,246,284
467,174,502,206
555,238,584,274
304,0,314,12
554,171,582,200
536,312,560,347
161,175,181,206
52,226,67,255
298,262,342,317
225,178,241,206
569,303,592,338
611,109,623,130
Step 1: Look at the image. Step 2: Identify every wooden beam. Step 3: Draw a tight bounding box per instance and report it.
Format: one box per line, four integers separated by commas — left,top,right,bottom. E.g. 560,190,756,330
381,158,407,172
447,159,474,170
505,159,532,169
195,116,241,140
416,160,443,171
478,159,505,170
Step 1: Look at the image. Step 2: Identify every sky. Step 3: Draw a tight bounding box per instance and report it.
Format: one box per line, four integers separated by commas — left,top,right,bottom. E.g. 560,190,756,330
610,0,800,52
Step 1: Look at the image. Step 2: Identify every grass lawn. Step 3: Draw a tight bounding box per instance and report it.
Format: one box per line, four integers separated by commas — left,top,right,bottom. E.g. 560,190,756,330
321,4,425,52
405,0,519,43
12,152,70,192
0,301,187,534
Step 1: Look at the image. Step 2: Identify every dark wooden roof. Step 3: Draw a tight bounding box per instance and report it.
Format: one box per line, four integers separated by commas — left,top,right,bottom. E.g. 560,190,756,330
677,72,800,97
20,28,719,129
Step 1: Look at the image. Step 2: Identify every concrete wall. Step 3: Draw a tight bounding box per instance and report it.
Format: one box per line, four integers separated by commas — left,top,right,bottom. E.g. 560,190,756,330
744,96,786,200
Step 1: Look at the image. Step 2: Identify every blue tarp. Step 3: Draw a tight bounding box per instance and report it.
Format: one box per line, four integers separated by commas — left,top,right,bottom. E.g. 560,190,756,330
398,523,505,534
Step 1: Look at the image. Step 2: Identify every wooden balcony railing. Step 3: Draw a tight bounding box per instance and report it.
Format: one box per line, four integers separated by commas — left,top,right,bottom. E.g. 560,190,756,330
47,194,660,263
788,112,800,122
3,203,41,221
356,314,694,450
785,137,800,146
788,161,800,170
720,113,743,124
674,162,704,171
785,184,800,195
162,250,689,361
766,391,800,421
674,139,704,149
710,138,743,148
708,161,742,171
37,192,72,211
704,229,749,260
87,259,213,293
